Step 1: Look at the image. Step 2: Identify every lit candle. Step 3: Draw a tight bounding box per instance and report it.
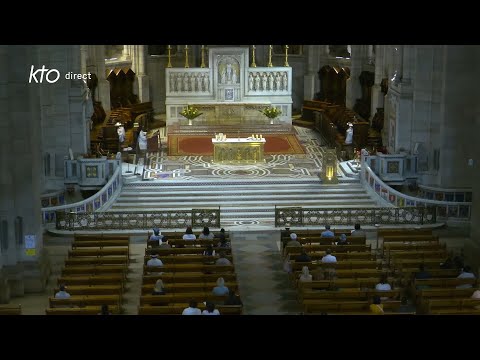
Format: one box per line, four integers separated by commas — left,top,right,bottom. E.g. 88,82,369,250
167,45,171,49
201,45,205,49
185,45,188,50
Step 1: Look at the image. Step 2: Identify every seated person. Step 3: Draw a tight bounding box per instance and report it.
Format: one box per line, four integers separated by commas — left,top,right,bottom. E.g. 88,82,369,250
183,226,196,240
158,236,171,248
311,267,326,281
55,285,71,299
335,234,349,245
149,228,164,245
152,279,166,295
471,289,480,310
320,225,334,238
217,235,230,248
212,277,230,296
214,228,227,239
298,266,313,283
415,264,432,290
351,223,366,237
369,295,384,315
202,301,220,315
396,296,416,313
456,265,476,289
224,289,243,306
295,249,311,263
146,254,164,267
199,226,215,240
203,244,216,256
375,274,392,300
286,233,301,247
182,300,202,315
98,304,112,315
215,251,232,266
321,249,337,263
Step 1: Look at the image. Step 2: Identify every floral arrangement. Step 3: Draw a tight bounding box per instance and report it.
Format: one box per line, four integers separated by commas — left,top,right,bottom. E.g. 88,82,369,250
179,105,203,120
261,106,282,119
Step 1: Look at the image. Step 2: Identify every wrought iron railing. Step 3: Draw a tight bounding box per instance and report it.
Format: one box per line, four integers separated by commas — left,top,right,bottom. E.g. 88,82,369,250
55,209,221,231
274,206,436,227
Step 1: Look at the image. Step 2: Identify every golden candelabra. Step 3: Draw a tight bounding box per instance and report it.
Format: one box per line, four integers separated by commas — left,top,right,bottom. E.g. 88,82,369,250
200,45,206,68
267,45,273,67
184,45,189,68
284,45,289,67
167,45,172,68
251,45,257,67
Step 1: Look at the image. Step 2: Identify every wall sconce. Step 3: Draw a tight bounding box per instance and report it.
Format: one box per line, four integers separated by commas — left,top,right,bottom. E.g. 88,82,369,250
321,149,338,184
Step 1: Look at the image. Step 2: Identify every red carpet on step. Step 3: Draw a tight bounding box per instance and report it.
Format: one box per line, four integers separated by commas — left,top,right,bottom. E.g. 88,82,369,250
168,134,305,156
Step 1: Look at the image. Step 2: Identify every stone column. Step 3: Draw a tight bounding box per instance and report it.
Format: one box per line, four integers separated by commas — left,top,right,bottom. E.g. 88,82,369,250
0,45,49,297
136,45,150,102
95,45,111,111
370,45,386,121
122,45,130,60
303,45,318,100
346,45,364,109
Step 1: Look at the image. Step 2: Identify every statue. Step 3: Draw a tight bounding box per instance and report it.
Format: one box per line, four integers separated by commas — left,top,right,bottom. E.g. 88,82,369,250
268,73,274,91
254,73,261,91
81,80,94,130
262,73,268,91
196,74,202,92
275,72,281,91
115,122,125,143
282,72,288,91
221,68,226,84
203,74,209,92
169,74,175,92
345,122,353,145
248,73,254,91
232,69,237,84
226,63,232,82
183,74,189,91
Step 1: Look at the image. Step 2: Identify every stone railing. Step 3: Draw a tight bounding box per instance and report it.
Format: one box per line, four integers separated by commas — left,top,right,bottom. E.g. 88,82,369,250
361,155,471,221
41,189,65,208
166,68,212,95
274,206,436,227
417,184,472,203
41,161,122,225
246,67,292,95
55,208,221,231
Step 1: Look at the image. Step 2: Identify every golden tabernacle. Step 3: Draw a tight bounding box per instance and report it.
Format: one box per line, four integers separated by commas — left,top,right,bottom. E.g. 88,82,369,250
212,137,266,164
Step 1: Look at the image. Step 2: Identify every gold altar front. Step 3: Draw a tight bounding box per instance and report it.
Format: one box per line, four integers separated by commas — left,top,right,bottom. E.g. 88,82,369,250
212,138,266,164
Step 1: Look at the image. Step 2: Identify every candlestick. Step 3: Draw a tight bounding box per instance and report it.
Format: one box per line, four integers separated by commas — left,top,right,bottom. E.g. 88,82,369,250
267,45,273,67
184,45,189,68
200,45,206,68
251,45,257,68
167,45,172,68
284,45,289,67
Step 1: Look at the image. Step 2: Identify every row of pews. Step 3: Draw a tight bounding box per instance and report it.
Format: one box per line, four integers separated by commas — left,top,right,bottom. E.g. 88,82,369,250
45,234,130,315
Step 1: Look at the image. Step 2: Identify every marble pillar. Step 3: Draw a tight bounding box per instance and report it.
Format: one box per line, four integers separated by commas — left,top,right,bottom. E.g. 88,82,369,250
346,45,364,109
370,45,386,121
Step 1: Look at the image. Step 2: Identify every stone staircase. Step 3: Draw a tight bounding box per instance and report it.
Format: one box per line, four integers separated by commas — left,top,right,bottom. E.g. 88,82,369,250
108,179,379,227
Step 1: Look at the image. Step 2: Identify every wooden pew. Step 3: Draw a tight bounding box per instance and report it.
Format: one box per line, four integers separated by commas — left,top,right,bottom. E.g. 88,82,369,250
145,247,232,256
387,250,448,266
383,235,439,244
395,268,459,278
413,277,477,288
286,251,375,262
391,258,449,270
57,275,126,287
140,293,229,306
291,260,379,272
426,298,480,314
416,287,479,301
49,295,122,308
69,248,129,258
46,305,121,315
0,304,22,315
53,285,124,296
72,240,129,249
285,244,372,256
141,282,239,295
142,273,237,284
285,236,366,245
303,300,401,314
74,234,130,241
143,264,235,275
293,268,387,279
138,304,243,315
61,265,128,278
378,229,432,238
143,255,233,265
300,289,400,302
65,256,128,266
297,278,393,291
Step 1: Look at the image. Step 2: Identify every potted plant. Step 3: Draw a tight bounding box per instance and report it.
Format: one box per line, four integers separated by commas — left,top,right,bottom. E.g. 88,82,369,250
180,105,203,125
261,106,282,124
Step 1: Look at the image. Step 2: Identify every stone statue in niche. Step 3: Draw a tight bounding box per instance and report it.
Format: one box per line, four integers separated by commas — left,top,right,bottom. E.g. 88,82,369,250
81,80,94,130
254,73,261,91
183,74,189,92
232,69,237,84
196,74,202,92
275,72,281,91
226,63,232,82
203,74,210,92
248,73,254,91
282,72,288,91
169,74,175,92
268,73,274,91
221,68,226,84
262,72,268,91
189,75,195,91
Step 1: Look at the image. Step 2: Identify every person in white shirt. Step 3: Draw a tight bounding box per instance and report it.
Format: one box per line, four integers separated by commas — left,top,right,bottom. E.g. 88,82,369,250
320,225,335,238
321,249,337,263
182,300,202,315
286,233,301,247
149,228,164,244
212,277,229,296
55,285,71,299
183,226,196,240
202,302,220,315
375,274,392,300
299,266,313,283
146,254,164,267
456,266,476,289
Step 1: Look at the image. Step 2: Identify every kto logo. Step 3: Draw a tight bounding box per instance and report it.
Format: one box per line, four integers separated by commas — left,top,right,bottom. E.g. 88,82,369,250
28,65,60,84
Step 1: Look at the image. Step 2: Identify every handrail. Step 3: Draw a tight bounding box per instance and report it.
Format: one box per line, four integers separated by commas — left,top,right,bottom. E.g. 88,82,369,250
41,160,122,225
361,155,471,220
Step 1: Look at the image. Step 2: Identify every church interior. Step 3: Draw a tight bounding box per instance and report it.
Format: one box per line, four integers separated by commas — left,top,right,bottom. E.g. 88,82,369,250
0,44,479,315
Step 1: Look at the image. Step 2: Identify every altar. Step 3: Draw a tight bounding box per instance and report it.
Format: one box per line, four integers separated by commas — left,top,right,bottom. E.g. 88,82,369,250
165,46,293,129
212,137,266,164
